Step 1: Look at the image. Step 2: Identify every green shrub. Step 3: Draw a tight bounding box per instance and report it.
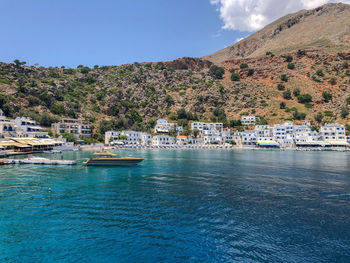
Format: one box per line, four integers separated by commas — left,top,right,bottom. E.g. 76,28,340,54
305,103,313,109
314,112,323,123
285,56,293,62
343,62,349,69
283,90,292,100
50,104,65,115
322,92,332,103
280,102,286,109
231,72,240,81
277,84,285,91
346,70,350,77
293,88,300,97
293,110,306,120
297,94,312,104
165,95,174,105
247,68,254,76
281,74,288,82
210,66,225,79
324,111,333,117
287,63,295,70
240,63,248,69
0,78,11,85
341,107,349,119
329,78,337,85
316,69,324,77
347,96,350,105
80,67,90,74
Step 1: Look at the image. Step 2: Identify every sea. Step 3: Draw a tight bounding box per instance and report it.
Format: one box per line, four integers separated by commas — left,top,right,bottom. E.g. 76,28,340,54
0,150,349,262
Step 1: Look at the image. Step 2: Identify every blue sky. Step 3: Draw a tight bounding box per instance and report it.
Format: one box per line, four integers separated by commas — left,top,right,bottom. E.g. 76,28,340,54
0,0,247,67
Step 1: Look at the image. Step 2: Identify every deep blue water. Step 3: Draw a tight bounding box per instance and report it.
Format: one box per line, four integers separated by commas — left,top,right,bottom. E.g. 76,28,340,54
0,150,350,263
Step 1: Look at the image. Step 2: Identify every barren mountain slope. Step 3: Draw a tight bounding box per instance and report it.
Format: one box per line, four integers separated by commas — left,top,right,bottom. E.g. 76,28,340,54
204,3,350,63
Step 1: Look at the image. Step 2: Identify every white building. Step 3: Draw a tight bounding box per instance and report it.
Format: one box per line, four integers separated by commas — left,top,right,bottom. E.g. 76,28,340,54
273,124,287,141
152,135,175,146
51,118,92,138
176,136,189,145
105,131,151,145
191,122,223,135
255,125,271,137
240,116,258,125
154,119,173,133
203,135,222,144
241,131,257,146
320,123,346,141
10,117,49,138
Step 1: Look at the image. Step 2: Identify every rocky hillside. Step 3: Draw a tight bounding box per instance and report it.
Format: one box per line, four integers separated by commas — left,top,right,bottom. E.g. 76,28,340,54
0,3,349,139
204,3,350,63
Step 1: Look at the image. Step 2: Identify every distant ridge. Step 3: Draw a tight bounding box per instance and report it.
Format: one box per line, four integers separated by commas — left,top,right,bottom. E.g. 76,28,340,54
204,3,350,63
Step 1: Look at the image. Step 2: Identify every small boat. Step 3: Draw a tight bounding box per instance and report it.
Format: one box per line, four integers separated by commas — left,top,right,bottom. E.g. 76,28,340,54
83,152,143,166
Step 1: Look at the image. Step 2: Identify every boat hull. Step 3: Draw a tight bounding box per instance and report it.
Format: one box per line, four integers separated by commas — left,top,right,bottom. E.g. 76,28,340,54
84,158,143,166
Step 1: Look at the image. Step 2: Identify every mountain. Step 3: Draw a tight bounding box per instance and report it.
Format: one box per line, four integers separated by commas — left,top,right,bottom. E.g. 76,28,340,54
204,3,350,63
0,3,349,140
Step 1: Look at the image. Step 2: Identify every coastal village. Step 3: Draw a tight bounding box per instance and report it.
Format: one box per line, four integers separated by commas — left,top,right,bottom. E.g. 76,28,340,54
0,108,349,155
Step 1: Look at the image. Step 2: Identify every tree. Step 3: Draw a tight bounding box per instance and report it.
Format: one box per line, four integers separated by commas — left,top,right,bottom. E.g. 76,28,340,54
210,66,225,79
341,107,349,119
177,108,187,119
283,90,292,100
322,92,332,103
50,104,65,115
13,59,26,67
280,102,286,109
315,112,323,123
62,133,77,143
297,94,312,104
231,72,240,81
192,129,200,138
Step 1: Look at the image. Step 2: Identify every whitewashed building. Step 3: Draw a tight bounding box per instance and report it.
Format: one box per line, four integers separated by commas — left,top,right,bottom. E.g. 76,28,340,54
152,135,175,146
255,125,271,137
191,122,223,135
241,131,257,146
320,123,346,141
51,118,92,138
240,116,258,125
105,131,151,145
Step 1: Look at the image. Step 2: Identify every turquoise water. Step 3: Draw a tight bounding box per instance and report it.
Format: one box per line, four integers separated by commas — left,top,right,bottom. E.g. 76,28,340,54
0,150,350,262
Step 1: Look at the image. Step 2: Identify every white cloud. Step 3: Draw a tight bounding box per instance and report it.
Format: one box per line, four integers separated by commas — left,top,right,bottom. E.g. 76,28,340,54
210,0,350,32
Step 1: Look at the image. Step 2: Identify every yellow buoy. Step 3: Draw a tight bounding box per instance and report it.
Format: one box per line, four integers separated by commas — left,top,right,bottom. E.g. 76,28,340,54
49,188,52,191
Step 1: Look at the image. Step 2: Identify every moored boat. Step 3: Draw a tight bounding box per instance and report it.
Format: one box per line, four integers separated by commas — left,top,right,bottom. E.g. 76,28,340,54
83,152,143,166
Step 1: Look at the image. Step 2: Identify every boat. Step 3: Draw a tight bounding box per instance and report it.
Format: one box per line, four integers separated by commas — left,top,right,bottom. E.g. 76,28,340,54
3,156,76,165
83,152,143,166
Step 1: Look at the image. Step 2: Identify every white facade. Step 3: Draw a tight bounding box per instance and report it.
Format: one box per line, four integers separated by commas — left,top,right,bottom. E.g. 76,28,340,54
191,122,223,135
105,131,151,145
154,119,173,133
320,123,346,141
241,131,257,145
255,125,271,137
240,116,258,125
152,135,175,146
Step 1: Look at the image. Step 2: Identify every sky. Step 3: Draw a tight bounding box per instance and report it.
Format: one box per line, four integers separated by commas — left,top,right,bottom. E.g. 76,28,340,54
0,0,348,67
